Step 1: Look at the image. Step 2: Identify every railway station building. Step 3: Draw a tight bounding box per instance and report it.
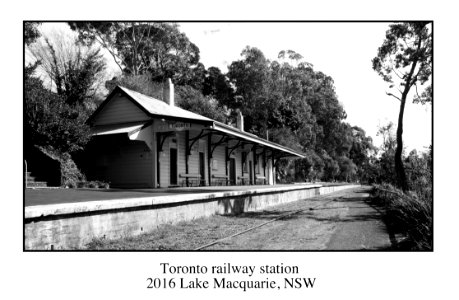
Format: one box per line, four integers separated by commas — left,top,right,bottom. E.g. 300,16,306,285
85,79,304,188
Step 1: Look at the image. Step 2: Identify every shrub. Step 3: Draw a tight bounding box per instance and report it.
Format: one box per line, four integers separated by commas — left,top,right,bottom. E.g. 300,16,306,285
76,181,86,188
87,181,98,188
372,184,432,250
96,181,110,189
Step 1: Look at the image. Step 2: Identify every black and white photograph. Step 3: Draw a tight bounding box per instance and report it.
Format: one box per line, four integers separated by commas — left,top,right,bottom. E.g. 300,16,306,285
23,21,432,252
2,0,457,299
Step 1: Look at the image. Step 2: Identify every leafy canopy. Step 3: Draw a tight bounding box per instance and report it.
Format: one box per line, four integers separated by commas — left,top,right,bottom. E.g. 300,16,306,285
68,22,204,88
372,22,432,104
28,31,107,106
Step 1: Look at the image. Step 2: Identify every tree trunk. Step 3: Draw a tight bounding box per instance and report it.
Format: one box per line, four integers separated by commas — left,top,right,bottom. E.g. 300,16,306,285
395,96,409,191
131,23,139,75
394,33,423,192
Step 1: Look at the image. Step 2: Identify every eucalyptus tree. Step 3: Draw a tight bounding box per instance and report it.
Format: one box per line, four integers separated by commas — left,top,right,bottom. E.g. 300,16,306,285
372,22,432,191
68,22,203,87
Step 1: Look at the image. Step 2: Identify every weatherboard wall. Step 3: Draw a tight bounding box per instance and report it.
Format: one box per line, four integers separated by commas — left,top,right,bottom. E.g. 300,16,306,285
92,94,150,126
103,140,153,188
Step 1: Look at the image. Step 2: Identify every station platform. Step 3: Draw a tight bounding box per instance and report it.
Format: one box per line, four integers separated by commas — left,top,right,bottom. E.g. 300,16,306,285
24,183,359,250
25,183,340,207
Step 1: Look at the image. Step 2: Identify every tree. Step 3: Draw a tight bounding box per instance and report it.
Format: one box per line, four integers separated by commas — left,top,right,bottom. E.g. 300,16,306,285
28,31,106,106
349,126,376,182
372,22,432,191
227,47,319,146
105,74,228,122
322,155,340,182
105,74,163,100
337,156,357,182
175,85,228,122
227,46,271,132
375,122,398,185
202,66,234,109
24,22,41,45
377,122,396,152
68,22,202,87
25,65,91,153
225,46,360,182
405,149,432,199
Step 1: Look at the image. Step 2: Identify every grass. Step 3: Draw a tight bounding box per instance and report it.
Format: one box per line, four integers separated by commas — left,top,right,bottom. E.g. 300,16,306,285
84,188,357,250
372,184,432,250
85,214,264,250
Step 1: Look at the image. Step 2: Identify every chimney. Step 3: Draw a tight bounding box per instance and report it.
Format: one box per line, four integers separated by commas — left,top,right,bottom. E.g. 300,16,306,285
237,111,244,131
163,78,174,106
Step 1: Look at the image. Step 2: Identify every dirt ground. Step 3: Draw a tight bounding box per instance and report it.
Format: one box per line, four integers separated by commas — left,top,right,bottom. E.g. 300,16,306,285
86,186,393,251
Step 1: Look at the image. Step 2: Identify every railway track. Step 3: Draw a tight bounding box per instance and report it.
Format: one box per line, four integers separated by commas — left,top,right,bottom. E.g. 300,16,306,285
194,192,348,250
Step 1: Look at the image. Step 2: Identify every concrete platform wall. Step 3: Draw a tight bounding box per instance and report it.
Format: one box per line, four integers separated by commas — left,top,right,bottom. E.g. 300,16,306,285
25,184,359,250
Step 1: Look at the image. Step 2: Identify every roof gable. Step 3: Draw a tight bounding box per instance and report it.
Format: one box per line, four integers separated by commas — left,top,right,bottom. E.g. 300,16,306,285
88,86,304,158
88,86,213,126
89,88,150,126
118,86,213,123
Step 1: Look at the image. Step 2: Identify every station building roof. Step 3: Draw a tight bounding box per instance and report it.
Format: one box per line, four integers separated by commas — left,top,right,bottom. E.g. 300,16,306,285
89,85,305,158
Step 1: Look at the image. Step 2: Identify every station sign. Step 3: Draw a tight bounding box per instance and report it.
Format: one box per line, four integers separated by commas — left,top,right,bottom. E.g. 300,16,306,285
156,121,192,132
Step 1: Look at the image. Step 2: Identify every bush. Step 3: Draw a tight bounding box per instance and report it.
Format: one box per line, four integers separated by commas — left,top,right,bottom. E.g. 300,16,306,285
74,180,109,189
25,71,92,154
372,184,432,250
96,181,110,189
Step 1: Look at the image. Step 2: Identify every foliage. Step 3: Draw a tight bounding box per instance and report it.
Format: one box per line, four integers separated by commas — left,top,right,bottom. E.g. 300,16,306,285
76,180,110,189
404,148,432,200
28,31,106,106
25,65,92,153
202,66,234,111
300,150,324,181
105,74,228,122
377,122,397,152
372,22,432,191
105,73,163,99
24,22,41,45
34,145,86,187
337,156,357,182
413,84,432,105
84,24,374,185
269,127,303,152
372,184,432,250
321,152,340,182
349,126,376,182
68,22,203,88
226,46,374,182
175,85,228,122
227,46,271,132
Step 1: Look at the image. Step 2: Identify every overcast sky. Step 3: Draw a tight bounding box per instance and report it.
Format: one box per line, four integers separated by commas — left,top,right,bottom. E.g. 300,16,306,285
36,22,432,152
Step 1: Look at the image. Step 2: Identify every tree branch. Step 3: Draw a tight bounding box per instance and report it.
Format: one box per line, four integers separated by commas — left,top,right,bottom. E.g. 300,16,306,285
386,92,401,101
389,57,406,80
92,29,124,73
391,66,405,80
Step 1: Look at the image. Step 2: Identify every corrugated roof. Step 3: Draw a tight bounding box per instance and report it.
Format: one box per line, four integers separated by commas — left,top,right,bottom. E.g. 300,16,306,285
213,122,305,158
91,85,304,158
118,86,213,123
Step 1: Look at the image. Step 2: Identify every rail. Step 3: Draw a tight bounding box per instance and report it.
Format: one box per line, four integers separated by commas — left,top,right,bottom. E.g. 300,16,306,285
194,196,340,250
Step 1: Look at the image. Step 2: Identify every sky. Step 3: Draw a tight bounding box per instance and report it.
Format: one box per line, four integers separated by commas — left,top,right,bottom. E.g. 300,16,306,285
178,22,432,153
34,22,432,153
